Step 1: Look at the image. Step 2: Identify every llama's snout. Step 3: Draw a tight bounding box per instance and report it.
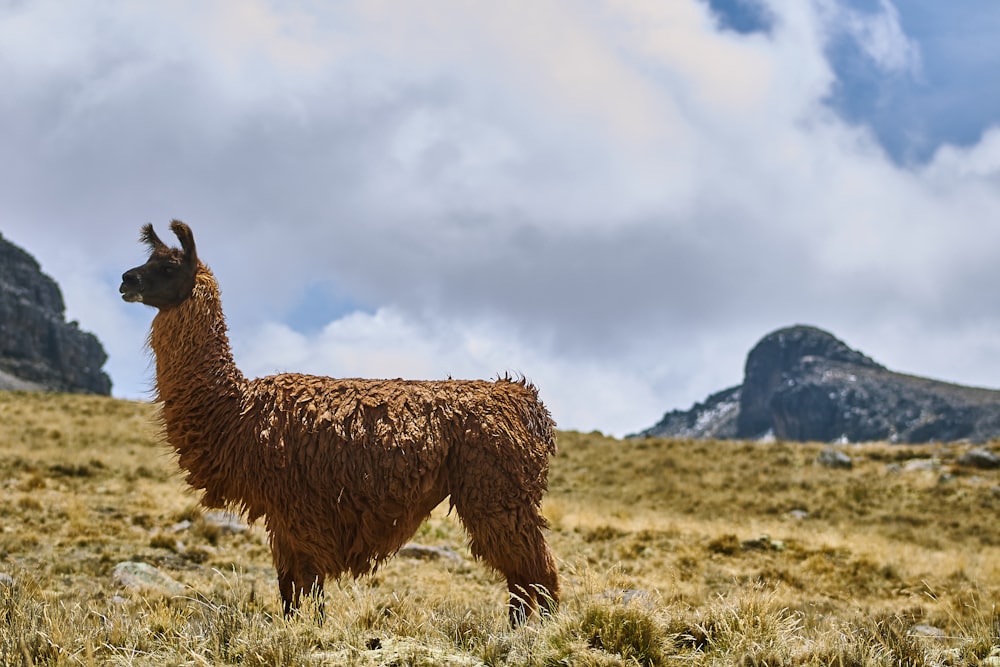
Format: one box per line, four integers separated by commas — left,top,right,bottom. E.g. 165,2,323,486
120,270,143,303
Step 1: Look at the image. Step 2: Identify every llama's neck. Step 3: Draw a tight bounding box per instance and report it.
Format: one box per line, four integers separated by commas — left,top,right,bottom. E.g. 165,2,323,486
150,267,249,507
151,268,246,401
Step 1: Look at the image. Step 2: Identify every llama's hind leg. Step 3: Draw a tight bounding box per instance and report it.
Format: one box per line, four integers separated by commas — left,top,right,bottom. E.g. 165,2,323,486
455,505,560,625
504,520,560,625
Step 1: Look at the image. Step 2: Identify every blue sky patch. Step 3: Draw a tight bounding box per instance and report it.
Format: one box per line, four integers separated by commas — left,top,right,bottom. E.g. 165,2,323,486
285,282,368,334
708,0,1000,164
704,0,774,34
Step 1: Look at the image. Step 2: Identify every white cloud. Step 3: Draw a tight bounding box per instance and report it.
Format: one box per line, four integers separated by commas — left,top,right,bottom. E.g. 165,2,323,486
925,127,1000,181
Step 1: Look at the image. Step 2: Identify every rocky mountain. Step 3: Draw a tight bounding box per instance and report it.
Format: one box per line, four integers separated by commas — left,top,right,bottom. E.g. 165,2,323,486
634,325,1000,444
636,385,743,440
0,231,111,394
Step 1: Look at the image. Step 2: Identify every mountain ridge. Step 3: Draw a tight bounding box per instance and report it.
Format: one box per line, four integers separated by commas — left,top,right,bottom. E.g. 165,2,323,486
634,325,1000,443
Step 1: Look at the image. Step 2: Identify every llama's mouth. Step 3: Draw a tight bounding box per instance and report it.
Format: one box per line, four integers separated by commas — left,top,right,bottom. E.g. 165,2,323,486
119,286,144,303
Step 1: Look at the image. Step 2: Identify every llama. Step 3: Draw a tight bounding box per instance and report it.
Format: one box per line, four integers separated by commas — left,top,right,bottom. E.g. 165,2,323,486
119,221,559,624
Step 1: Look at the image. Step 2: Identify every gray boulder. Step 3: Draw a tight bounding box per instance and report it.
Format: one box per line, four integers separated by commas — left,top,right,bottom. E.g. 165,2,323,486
957,448,1000,469
816,447,853,469
397,543,463,562
201,510,249,535
112,561,186,595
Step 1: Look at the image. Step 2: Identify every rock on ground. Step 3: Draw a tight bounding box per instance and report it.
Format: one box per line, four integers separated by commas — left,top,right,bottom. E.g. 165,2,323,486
112,561,186,596
957,448,1000,469
816,447,853,469
397,543,463,562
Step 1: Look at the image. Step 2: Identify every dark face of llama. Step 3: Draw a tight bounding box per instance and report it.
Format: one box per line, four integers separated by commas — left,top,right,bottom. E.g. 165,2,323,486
120,221,199,309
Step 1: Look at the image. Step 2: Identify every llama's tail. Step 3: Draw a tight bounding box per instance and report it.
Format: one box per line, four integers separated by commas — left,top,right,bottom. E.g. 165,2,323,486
494,373,557,457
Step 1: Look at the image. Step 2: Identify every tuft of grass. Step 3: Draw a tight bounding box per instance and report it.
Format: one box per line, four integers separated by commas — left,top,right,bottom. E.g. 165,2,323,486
1,571,52,666
565,599,668,665
685,584,804,665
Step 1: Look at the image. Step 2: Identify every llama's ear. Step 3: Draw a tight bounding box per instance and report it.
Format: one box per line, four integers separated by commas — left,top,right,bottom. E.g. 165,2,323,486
170,220,198,264
140,224,167,252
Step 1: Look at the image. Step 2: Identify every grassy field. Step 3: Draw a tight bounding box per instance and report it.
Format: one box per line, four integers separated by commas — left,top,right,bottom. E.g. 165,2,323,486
1,390,999,666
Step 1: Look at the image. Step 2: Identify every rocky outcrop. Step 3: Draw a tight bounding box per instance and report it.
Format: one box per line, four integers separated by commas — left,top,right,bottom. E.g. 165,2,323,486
736,325,883,438
635,385,742,440
635,325,1000,444
0,231,111,394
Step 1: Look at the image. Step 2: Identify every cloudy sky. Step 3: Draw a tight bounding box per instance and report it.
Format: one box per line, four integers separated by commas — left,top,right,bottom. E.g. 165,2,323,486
2,0,1000,436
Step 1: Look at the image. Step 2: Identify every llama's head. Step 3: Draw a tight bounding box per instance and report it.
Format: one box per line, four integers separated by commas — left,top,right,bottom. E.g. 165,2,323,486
120,220,200,309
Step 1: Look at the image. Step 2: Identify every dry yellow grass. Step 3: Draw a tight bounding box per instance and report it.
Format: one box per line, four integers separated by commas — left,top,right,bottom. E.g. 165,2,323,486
1,391,999,665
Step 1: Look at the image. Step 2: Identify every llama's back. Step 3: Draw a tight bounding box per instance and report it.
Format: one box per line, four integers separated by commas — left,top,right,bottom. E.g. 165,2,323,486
246,373,554,465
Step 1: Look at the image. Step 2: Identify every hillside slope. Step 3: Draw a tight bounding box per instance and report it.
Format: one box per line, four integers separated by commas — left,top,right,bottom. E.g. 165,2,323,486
1,392,998,665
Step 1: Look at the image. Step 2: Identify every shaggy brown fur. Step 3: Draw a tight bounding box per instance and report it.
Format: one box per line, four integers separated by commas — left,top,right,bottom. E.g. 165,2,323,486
120,221,559,623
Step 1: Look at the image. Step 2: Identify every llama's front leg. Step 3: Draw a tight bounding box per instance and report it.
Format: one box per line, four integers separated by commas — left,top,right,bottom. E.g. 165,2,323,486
278,568,297,617
277,563,326,619
271,536,326,618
